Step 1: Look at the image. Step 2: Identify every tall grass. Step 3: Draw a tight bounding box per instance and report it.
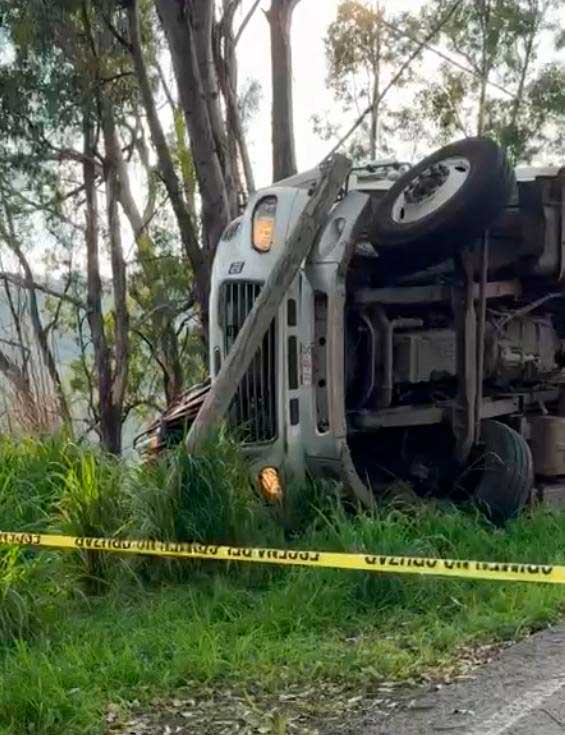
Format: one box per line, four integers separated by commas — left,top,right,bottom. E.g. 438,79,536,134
0,436,67,531
2,435,565,735
127,432,281,547
0,436,85,637
125,432,285,583
1,350,65,438
0,433,287,631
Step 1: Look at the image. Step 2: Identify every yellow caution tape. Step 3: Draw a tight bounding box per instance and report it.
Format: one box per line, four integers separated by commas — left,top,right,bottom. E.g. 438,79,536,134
0,530,564,584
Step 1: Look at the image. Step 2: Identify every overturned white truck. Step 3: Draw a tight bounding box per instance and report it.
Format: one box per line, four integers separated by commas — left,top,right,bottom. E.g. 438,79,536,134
141,138,565,522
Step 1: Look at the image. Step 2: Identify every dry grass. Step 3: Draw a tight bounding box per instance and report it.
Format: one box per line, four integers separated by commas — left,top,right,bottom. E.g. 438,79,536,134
3,387,62,436
0,355,64,437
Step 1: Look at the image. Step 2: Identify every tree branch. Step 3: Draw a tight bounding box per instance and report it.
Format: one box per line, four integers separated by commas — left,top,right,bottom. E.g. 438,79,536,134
0,197,71,422
325,0,465,157
0,271,85,308
234,0,262,45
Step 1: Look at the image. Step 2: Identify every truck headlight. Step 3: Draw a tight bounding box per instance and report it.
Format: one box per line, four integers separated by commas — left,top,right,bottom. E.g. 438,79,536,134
252,196,277,252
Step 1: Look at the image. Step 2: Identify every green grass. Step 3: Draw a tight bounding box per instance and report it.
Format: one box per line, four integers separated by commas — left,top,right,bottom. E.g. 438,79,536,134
1,437,565,734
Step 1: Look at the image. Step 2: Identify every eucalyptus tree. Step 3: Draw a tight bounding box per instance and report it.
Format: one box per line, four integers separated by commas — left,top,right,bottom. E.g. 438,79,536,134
0,0,261,449
265,0,302,181
0,0,133,451
321,0,418,160
416,0,564,160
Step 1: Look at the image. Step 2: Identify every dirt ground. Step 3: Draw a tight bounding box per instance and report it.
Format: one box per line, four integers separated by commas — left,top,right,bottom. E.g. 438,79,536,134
106,638,514,734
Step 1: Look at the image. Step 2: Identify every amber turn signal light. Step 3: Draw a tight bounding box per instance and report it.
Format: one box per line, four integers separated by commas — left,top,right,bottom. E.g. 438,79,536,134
257,466,283,502
252,196,277,252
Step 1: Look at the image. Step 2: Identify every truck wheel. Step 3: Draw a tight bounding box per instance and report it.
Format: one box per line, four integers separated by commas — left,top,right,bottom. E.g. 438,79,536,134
474,420,533,524
371,137,514,273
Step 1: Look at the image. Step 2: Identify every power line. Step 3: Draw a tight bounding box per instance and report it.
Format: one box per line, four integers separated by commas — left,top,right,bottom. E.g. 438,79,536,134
379,14,515,100
325,0,465,157
327,4,565,153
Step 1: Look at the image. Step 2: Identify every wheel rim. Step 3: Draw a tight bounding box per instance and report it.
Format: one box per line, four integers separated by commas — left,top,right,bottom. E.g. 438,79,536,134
391,156,471,224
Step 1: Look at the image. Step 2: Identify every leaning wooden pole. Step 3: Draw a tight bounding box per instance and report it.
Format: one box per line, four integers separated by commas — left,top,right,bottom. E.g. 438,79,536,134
186,154,352,451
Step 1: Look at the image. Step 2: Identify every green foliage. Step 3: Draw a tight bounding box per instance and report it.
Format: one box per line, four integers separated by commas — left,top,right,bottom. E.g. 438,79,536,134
0,548,41,642
0,0,205,446
54,451,127,587
321,0,565,162
0,434,284,610
326,1,401,88
0,441,565,735
416,0,565,160
125,434,283,585
525,62,565,157
322,0,416,158
238,77,263,133
129,435,278,545
0,437,78,639
0,436,69,530
171,108,197,214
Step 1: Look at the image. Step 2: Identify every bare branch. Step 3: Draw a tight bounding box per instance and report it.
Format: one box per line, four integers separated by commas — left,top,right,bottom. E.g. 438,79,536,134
44,265,75,334
0,197,71,422
101,11,132,51
133,327,168,379
0,254,29,372
0,271,85,308
380,13,514,100
9,189,86,233
234,0,262,45
76,307,98,426
0,337,30,354
156,58,176,111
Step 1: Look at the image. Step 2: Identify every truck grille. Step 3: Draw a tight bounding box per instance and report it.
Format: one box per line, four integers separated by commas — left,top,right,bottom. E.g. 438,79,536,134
222,281,277,442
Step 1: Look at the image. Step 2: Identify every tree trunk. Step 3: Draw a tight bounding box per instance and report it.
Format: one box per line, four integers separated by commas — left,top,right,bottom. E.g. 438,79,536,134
103,96,184,405
227,81,256,195
215,7,256,195
509,13,538,136
0,347,33,407
100,100,129,440
156,0,231,254
192,0,239,217
266,0,301,182
476,0,492,137
2,278,29,376
186,154,352,451
477,73,488,136
370,8,382,160
127,0,210,324
83,112,119,454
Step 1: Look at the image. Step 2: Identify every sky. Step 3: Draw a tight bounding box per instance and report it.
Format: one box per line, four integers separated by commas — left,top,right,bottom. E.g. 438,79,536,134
4,0,565,280
236,0,565,188
237,0,425,188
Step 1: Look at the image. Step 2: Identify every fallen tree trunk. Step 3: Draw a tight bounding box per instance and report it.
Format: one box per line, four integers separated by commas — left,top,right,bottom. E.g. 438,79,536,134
186,153,351,451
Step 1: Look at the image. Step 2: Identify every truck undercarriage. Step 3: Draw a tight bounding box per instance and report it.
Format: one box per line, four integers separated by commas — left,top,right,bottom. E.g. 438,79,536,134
138,138,565,523
343,141,565,520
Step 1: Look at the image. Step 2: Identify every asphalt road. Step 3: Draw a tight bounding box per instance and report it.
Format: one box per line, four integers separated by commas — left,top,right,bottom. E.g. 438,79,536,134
365,625,565,734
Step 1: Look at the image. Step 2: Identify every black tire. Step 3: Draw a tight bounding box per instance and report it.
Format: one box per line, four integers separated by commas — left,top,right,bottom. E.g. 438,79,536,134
474,420,533,524
371,137,515,274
